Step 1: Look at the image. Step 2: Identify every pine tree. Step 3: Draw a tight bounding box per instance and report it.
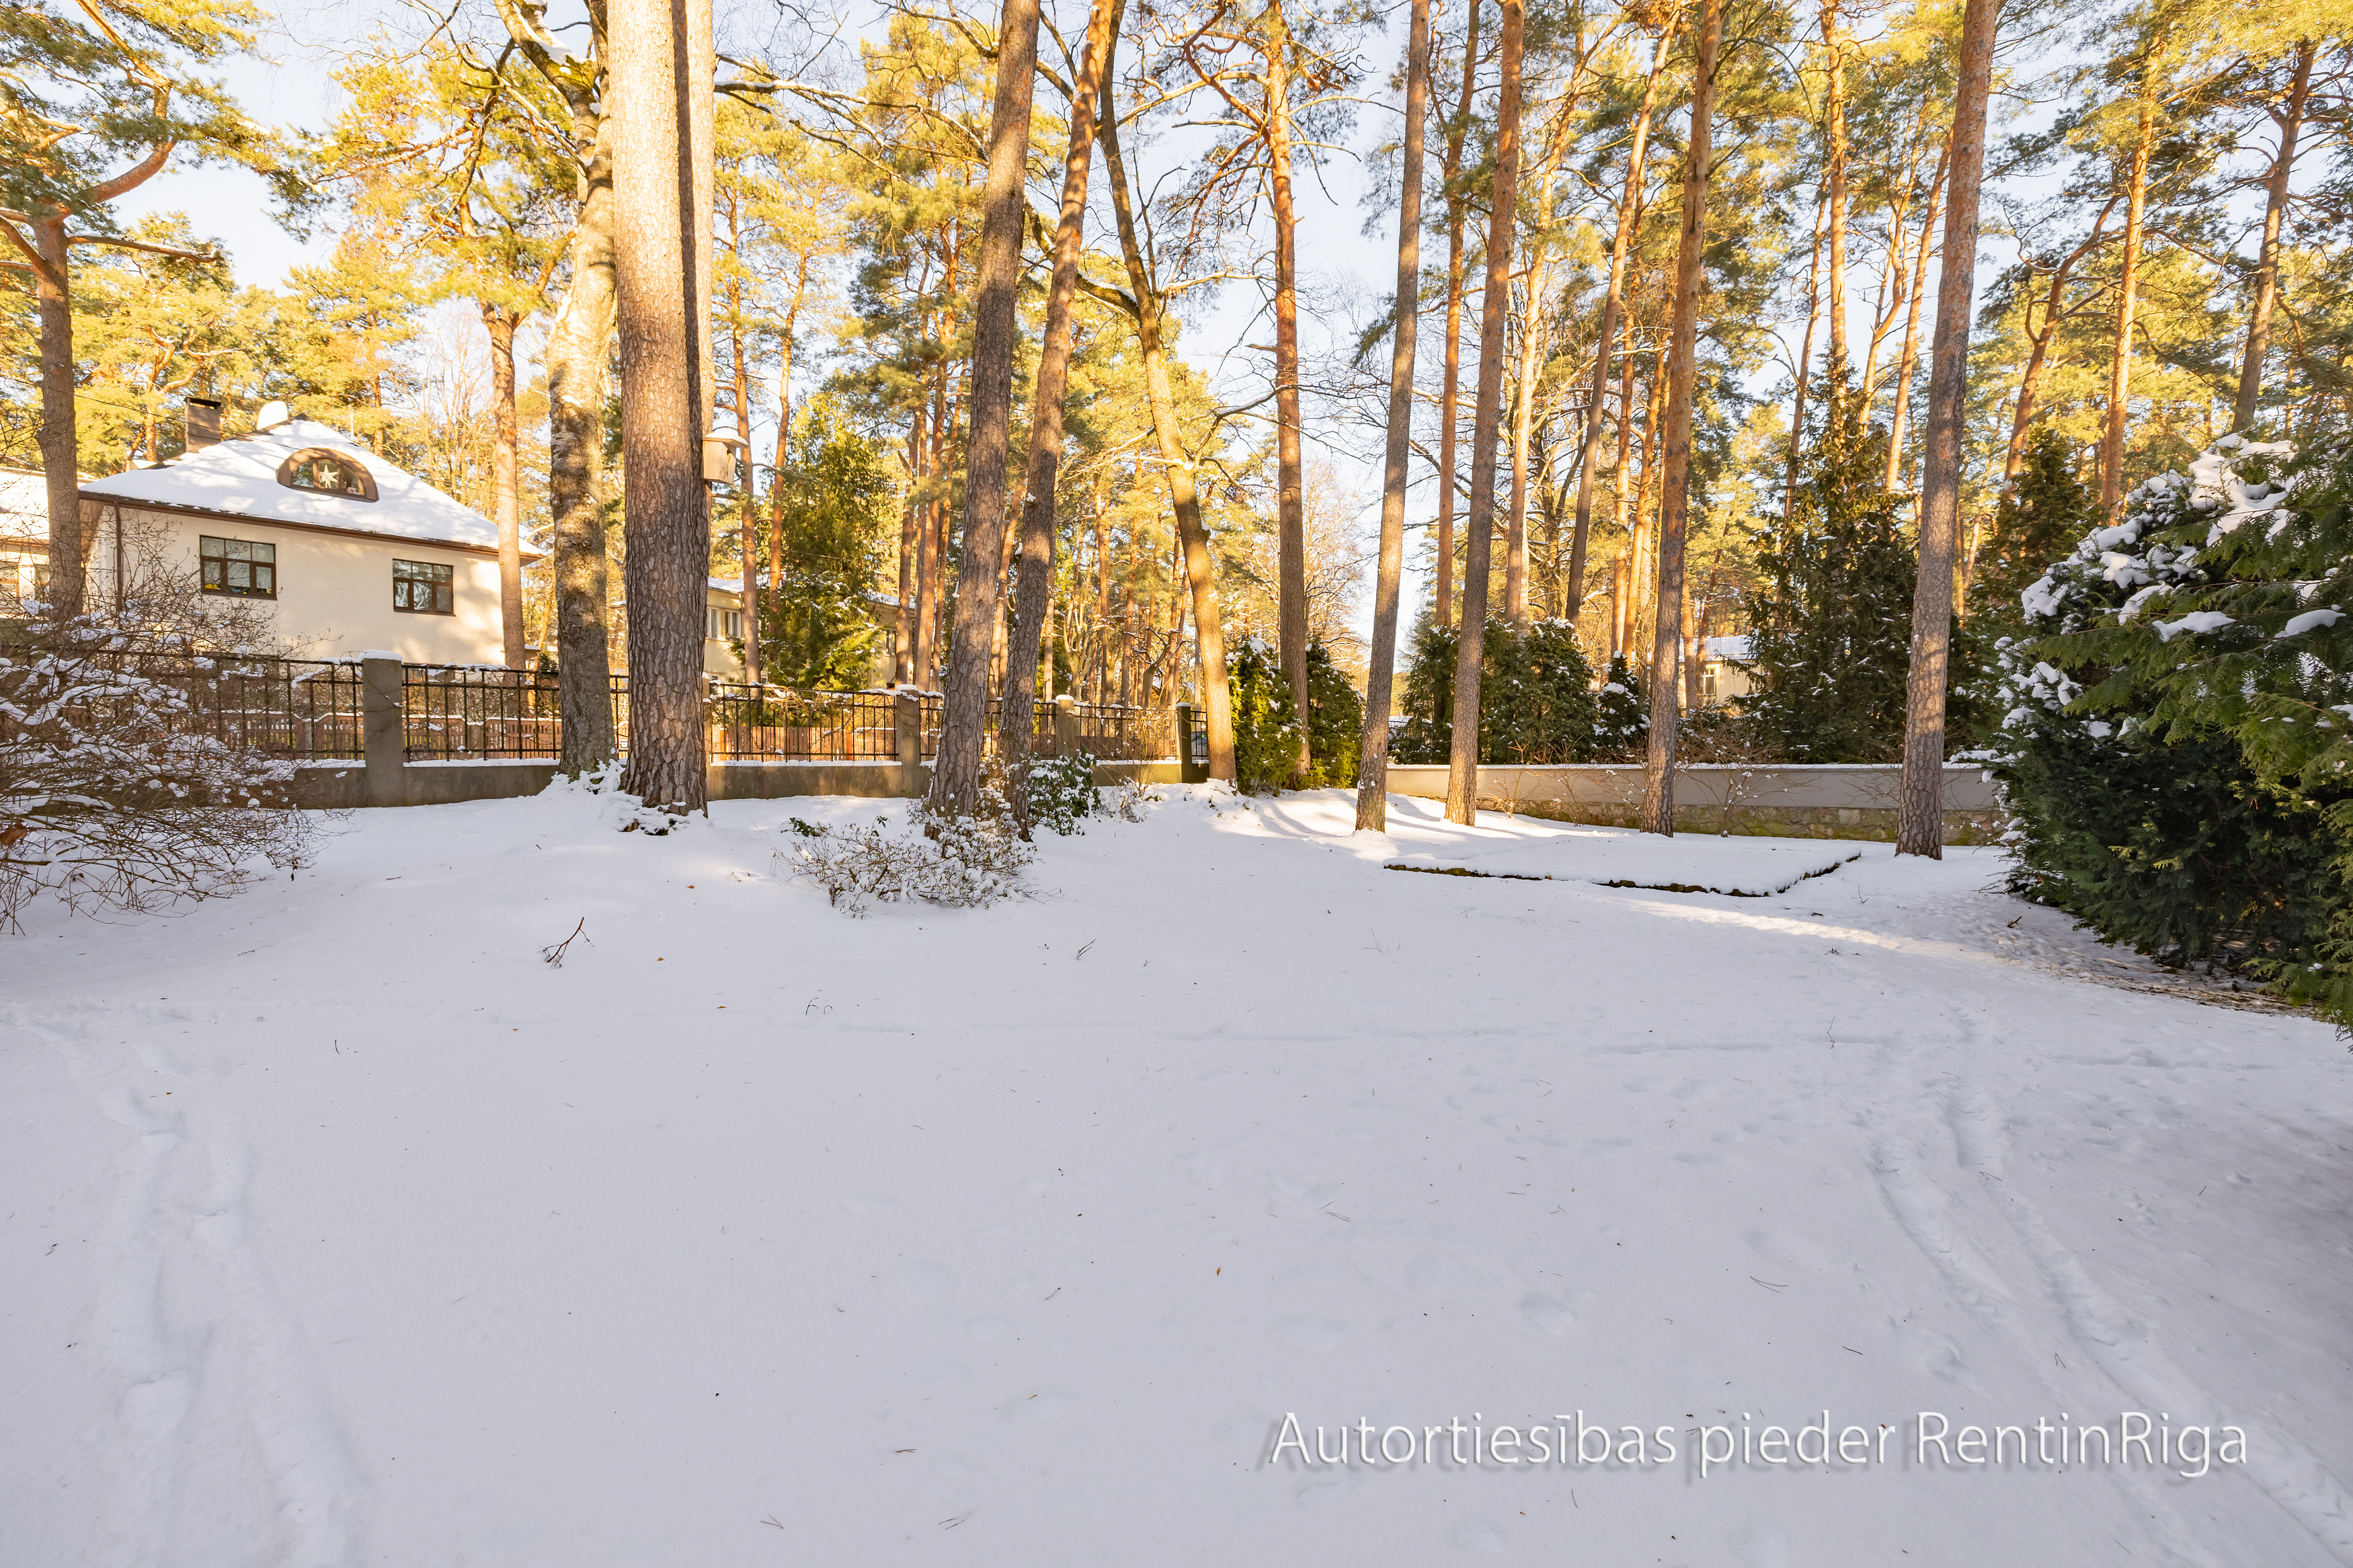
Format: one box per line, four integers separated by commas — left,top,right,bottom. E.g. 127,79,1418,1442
1739,372,1919,763
754,403,891,690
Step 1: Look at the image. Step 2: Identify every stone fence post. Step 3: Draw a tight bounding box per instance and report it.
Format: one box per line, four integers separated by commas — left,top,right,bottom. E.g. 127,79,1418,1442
1052,693,1080,757
361,654,404,807
894,690,924,797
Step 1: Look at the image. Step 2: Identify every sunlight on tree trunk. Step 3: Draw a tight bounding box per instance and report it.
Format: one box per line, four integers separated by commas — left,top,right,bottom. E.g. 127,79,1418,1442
1353,0,1429,833
1443,0,1523,826
930,0,1043,820
1640,0,1721,838
1896,0,2002,858
2233,36,2313,435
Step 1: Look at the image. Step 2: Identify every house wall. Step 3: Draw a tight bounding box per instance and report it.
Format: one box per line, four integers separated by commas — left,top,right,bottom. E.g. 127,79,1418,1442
79,501,506,665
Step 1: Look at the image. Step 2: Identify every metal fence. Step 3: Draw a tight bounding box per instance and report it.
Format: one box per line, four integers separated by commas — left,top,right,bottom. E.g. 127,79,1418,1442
7,645,1180,768
402,664,563,761
4,645,368,760
705,685,900,761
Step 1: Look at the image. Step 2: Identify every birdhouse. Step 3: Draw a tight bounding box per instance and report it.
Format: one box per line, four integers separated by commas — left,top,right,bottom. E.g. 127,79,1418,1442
703,426,748,486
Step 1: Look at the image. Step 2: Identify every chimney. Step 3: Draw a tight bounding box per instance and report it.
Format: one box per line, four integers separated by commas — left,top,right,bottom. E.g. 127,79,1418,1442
186,397,223,451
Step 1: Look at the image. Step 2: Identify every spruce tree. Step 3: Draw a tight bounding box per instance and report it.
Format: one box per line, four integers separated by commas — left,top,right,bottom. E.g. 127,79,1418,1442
1739,370,1917,763
1971,425,2099,631
1593,654,1648,761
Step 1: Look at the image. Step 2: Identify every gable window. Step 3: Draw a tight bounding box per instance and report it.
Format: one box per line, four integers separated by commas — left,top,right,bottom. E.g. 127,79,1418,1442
393,559,454,614
275,448,378,501
200,536,276,598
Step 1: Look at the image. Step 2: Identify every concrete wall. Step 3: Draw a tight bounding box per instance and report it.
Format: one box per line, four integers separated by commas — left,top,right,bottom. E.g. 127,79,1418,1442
80,501,505,665
294,754,1183,810
1382,762,2003,843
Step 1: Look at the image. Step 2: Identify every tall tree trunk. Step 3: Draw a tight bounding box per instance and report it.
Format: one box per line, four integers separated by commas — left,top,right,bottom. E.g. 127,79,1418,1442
929,0,1042,819
1881,145,1947,489
1354,0,1430,831
485,306,526,669
1097,73,1236,778
1432,0,1482,627
1862,127,1945,411
1822,0,1848,374
1785,192,1826,518
1000,0,1125,808
916,347,951,682
2233,37,2314,434
613,0,713,814
732,311,759,687
548,112,619,770
1607,352,1637,657
1895,0,2002,858
28,216,83,618
1567,34,1667,618
2001,206,2114,479
1442,0,1524,825
1263,0,1313,778
896,401,925,683
2101,74,2155,517
1639,0,1720,837
1505,280,1540,622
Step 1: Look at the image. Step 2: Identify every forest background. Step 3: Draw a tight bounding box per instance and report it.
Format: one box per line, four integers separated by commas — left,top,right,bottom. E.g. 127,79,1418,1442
6,0,2346,738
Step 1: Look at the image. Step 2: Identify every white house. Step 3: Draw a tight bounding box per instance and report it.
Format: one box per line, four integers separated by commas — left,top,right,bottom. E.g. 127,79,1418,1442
38,407,529,666
1700,634,1756,705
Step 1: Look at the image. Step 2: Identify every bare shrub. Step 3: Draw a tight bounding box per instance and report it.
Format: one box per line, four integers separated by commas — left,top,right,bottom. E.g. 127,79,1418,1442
779,784,1035,916
0,638,318,928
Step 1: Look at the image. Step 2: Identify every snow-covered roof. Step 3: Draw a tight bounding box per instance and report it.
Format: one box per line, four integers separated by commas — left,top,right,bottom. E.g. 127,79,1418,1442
1704,634,1753,661
81,419,502,554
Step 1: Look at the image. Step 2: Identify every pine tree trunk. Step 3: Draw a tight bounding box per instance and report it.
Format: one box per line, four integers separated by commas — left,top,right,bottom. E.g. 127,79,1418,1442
896,402,925,684
1432,0,1482,628
1639,0,1721,837
2233,37,2313,434
1785,194,1825,520
1895,0,2001,858
1607,352,1637,659
1567,38,1665,619
2000,206,2112,480
486,306,526,670
1505,278,1540,623
1355,0,1430,832
28,214,83,618
999,0,1123,810
612,0,713,815
2100,79,2155,517
1881,144,1947,489
1099,76,1236,779
916,356,950,684
549,110,618,770
928,0,1043,819
1262,0,1313,778
1821,0,1848,374
1443,0,1524,826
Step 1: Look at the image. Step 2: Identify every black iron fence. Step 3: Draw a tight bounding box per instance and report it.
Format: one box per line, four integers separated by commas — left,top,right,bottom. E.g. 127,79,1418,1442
3,645,368,760
7,646,1182,767
402,664,563,761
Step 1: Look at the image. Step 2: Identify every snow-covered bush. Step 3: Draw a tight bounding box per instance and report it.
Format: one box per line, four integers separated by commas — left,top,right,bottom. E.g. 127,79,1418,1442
1987,435,2353,1002
1025,749,1102,836
0,636,316,929
779,790,1034,916
1227,638,1306,793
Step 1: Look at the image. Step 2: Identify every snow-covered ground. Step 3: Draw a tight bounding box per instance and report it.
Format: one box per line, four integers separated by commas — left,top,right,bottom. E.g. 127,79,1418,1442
5,786,2350,1566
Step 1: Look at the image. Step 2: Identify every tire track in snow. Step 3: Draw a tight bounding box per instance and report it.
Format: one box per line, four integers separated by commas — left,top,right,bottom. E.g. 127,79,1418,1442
1944,1073,2353,1563
23,1001,369,1567
1860,1016,2229,1568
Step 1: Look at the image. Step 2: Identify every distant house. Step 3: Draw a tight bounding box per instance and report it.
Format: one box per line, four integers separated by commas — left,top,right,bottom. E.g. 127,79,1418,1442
701,575,903,688
14,405,532,666
1700,634,1756,706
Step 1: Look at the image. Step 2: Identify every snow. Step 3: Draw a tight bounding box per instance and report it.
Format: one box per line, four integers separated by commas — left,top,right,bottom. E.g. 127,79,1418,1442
2282,609,2344,639
79,419,503,554
5,786,2352,1565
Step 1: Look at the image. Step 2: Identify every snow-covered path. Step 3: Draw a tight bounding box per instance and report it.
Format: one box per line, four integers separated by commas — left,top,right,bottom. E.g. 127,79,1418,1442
5,787,2350,1565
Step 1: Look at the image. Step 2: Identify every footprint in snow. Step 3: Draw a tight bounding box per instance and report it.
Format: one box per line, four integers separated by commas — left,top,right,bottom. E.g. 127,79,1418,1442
1266,1316,1348,1353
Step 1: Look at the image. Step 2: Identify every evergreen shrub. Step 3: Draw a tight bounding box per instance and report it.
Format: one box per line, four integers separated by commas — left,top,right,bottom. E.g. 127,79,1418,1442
1392,618,1598,764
